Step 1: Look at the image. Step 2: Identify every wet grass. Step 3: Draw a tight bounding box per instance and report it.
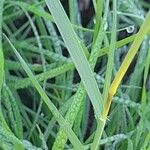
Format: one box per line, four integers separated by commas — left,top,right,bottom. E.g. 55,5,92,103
0,0,150,149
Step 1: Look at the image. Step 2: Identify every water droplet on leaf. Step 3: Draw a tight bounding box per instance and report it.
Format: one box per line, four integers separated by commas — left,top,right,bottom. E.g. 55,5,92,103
126,25,135,33
104,22,108,30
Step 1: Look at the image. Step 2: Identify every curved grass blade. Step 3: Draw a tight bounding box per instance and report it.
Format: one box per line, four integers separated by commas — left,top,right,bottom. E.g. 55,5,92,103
4,35,84,150
7,1,92,32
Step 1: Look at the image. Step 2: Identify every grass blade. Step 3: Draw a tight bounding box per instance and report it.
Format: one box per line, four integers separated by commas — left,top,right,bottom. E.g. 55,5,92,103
99,11,150,144
109,11,150,98
0,0,4,91
0,0,11,132
91,0,117,149
4,35,84,150
51,0,109,149
45,0,103,118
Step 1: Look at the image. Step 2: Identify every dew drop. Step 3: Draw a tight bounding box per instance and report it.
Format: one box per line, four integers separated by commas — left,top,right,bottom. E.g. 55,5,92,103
40,113,44,117
93,18,96,24
126,25,135,33
104,22,108,31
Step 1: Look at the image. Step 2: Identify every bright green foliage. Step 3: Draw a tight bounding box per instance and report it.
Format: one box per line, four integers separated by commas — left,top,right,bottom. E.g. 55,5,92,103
0,0,150,150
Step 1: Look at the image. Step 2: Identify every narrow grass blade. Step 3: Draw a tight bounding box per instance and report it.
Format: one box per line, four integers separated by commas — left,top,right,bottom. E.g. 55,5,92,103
141,48,150,109
109,11,150,99
8,63,73,89
2,84,23,139
92,0,103,44
45,0,102,117
0,0,12,132
7,1,92,32
4,35,84,150
102,0,117,102
99,11,150,144
0,0,4,91
125,37,149,101
51,0,109,149
91,0,117,149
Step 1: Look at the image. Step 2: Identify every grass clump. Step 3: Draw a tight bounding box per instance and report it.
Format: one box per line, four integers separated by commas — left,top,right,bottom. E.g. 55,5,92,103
0,0,150,150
